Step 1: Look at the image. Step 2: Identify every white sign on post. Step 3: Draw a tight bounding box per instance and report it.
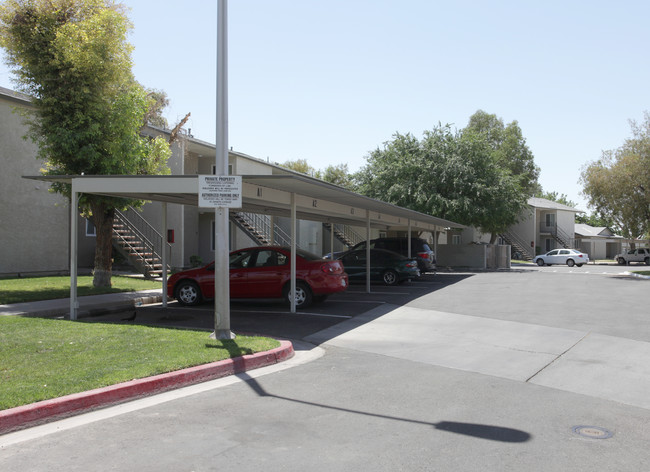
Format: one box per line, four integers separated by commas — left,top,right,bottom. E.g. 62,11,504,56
198,175,242,208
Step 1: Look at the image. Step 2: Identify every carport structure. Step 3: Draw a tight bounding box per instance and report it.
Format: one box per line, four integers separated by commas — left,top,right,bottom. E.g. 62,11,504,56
28,173,464,335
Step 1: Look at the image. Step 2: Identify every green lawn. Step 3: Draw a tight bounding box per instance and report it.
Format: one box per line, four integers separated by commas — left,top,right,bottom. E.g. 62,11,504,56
0,275,162,305
0,316,280,410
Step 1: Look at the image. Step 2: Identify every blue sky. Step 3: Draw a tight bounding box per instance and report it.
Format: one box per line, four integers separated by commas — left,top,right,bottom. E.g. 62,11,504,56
1,0,649,211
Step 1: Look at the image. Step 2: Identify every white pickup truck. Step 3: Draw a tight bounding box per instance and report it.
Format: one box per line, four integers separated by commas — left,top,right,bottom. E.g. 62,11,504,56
615,248,650,265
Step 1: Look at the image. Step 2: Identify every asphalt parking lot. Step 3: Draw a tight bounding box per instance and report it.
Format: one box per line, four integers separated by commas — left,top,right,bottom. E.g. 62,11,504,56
3,264,650,471
92,273,472,340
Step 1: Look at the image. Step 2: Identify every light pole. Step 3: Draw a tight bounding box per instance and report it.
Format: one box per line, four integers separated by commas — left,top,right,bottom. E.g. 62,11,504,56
211,0,235,340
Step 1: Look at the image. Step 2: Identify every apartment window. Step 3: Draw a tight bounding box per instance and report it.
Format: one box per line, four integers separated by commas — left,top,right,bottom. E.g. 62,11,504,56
85,219,96,237
545,213,556,227
211,164,234,175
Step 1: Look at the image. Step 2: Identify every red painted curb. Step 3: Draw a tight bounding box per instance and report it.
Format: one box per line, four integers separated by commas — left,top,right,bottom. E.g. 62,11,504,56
0,340,294,435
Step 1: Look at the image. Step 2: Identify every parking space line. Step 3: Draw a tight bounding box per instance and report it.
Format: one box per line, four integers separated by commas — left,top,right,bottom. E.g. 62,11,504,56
344,290,411,295
231,309,352,319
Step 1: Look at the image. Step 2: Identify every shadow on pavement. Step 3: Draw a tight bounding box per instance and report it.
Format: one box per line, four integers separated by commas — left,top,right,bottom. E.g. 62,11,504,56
239,371,531,443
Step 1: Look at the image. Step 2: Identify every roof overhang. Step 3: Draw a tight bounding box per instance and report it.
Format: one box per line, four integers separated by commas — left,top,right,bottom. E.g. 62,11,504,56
24,174,464,232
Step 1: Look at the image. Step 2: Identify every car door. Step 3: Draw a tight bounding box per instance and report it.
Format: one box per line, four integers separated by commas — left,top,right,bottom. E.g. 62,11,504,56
558,249,571,263
340,251,365,281
228,249,254,298
243,248,289,298
545,249,560,264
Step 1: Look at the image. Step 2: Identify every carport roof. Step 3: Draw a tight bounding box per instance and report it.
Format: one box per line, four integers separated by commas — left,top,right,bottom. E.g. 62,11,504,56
26,174,464,232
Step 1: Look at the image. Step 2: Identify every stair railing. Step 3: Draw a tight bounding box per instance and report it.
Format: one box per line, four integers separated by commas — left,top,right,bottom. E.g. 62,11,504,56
332,224,364,248
233,212,306,250
114,207,171,276
502,230,534,260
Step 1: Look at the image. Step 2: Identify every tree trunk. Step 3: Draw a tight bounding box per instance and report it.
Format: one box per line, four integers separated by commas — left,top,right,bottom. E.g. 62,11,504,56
489,233,499,245
90,200,115,288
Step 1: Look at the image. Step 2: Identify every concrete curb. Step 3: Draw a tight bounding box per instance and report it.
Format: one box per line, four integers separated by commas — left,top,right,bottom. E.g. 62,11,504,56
0,340,294,435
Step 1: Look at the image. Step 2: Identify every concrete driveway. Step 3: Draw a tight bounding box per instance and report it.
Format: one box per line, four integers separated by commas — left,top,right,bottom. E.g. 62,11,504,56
2,266,649,471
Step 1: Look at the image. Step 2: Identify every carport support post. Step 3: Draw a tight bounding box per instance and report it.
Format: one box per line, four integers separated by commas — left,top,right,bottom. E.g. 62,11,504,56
290,192,297,313
407,220,412,258
161,202,168,308
366,210,371,294
69,184,78,321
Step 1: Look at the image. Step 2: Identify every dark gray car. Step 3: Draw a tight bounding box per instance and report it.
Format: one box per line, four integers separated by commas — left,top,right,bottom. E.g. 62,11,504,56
345,237,436,273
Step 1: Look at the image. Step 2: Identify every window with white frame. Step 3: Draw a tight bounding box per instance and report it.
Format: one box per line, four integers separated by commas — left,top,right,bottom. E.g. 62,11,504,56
85,219,96,237
452,234,462,245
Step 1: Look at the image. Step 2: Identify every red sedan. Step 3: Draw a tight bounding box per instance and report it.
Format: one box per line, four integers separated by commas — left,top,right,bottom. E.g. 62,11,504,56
167,246,348,308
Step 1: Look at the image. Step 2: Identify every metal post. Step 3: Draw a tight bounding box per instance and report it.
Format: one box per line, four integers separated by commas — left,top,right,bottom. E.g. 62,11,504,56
407,219,412,258
366,210,371,294
69,184,78,321
161,202,168,308
290,193,297,313
211,0,235,339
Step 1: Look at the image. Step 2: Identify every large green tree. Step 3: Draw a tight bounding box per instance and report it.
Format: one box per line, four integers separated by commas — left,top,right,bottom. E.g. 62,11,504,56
0,0,171,287
354,125,527,241
464,110,541,197
580,112,650,240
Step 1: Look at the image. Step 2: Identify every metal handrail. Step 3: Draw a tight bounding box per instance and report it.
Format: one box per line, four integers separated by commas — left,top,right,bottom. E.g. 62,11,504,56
502,230,534,259
114,207,171,273
539,222,575,248
332,224,364,247
235,212,306,250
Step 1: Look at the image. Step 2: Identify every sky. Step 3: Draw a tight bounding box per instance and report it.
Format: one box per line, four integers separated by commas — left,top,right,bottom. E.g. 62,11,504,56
1,0,649,212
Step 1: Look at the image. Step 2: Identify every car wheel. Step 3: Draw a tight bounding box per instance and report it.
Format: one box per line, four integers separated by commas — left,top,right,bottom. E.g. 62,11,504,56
567,259,575,267
645,257,650,266
382,270,399,286
536,259,545,266
284,281,313,309
617,258,626,265
175,280,202,306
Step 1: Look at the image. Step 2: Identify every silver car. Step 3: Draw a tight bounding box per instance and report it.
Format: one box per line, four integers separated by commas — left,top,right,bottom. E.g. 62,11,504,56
533,249,589,267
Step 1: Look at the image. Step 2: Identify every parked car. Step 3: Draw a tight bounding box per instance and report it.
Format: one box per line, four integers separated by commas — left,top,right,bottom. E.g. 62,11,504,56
337,248,420,285
533,249,589,267
328,237,436,273
615,248,650,265
167,246,348,308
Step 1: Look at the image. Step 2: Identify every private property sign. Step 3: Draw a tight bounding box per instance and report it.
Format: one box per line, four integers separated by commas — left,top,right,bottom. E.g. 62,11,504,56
198,175,242,208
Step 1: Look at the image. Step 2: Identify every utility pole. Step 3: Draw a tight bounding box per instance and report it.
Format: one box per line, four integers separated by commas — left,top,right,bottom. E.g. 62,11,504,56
211,0,235,340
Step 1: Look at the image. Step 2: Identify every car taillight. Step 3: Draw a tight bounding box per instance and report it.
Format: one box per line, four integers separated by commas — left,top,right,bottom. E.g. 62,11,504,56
407,261,417,268
418,252,429,259
578,254,583,258
320,263,338,273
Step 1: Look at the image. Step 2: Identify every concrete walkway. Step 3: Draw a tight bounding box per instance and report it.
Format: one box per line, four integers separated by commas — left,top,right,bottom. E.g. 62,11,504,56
307,304,650,410
0,289,163,318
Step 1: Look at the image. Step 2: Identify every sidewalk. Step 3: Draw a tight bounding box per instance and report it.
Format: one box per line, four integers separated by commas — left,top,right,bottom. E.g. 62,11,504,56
0,290,295,434
0,289,164,319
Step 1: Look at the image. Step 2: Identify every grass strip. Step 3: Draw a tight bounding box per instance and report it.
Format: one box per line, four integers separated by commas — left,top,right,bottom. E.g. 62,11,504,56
0,275,161,305
0,316,279,410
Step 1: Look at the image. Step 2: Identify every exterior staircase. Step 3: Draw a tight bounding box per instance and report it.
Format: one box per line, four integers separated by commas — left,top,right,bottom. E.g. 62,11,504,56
552,224,574,249
501,231,534,261
327,223,364,249
231,212,301,249
112,207,171,279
